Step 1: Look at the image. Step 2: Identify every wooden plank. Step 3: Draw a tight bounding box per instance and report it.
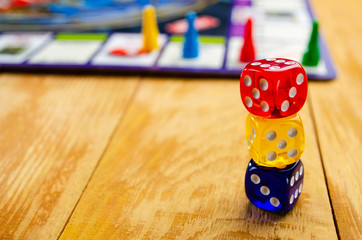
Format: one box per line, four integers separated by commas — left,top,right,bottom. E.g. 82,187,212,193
310,0,362,239
0,74,139,239
60,79,337,239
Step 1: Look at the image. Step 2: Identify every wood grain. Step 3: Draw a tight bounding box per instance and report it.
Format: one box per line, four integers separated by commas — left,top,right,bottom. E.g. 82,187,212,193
60,79,337,239
310,0,362,239
0,74,138,239
1,0,360,238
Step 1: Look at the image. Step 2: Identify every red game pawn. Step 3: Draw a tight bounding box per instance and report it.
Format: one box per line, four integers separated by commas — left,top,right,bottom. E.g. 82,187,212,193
239,18,255,63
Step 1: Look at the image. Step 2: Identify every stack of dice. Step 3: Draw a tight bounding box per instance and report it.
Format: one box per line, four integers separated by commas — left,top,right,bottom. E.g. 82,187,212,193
240,58,308,211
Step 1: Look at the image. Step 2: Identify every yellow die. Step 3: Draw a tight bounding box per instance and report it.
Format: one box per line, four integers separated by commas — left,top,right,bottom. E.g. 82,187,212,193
246,113,305,168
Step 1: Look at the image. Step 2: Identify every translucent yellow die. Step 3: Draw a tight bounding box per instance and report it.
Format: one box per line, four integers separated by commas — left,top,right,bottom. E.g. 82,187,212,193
246,113,305,168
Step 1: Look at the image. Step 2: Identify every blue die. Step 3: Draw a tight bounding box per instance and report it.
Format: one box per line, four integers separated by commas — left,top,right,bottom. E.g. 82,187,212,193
245,159,304,211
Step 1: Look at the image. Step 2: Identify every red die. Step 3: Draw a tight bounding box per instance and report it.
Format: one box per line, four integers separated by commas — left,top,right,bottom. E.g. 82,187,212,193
240,58,308,118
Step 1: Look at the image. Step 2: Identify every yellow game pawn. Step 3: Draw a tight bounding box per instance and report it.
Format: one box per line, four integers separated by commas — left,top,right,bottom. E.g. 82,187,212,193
140,5,159,53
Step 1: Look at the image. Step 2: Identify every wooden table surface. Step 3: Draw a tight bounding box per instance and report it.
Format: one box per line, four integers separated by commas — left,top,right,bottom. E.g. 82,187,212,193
0,0,361,239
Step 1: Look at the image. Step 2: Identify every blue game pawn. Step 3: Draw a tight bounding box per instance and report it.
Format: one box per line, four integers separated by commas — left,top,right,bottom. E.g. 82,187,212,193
183,11,199,59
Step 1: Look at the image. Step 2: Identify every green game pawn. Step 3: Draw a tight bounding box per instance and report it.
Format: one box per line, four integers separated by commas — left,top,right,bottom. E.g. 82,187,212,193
302,21,320,66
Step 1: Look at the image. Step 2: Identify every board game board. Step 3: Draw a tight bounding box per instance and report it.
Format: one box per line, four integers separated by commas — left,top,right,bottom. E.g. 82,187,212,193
0,0,337,80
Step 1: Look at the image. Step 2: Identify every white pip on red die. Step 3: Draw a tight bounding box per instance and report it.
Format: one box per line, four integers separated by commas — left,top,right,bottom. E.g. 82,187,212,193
240,58,308,118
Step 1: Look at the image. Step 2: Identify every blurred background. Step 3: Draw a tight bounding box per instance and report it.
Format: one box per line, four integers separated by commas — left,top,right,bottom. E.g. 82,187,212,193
0,0,226,32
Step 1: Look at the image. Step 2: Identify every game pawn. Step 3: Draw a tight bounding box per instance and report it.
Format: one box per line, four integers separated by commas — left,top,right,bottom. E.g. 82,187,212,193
240,58,308,211
302,21,320,67
239,18,255,63
140,5,160,53
183,11,199,59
